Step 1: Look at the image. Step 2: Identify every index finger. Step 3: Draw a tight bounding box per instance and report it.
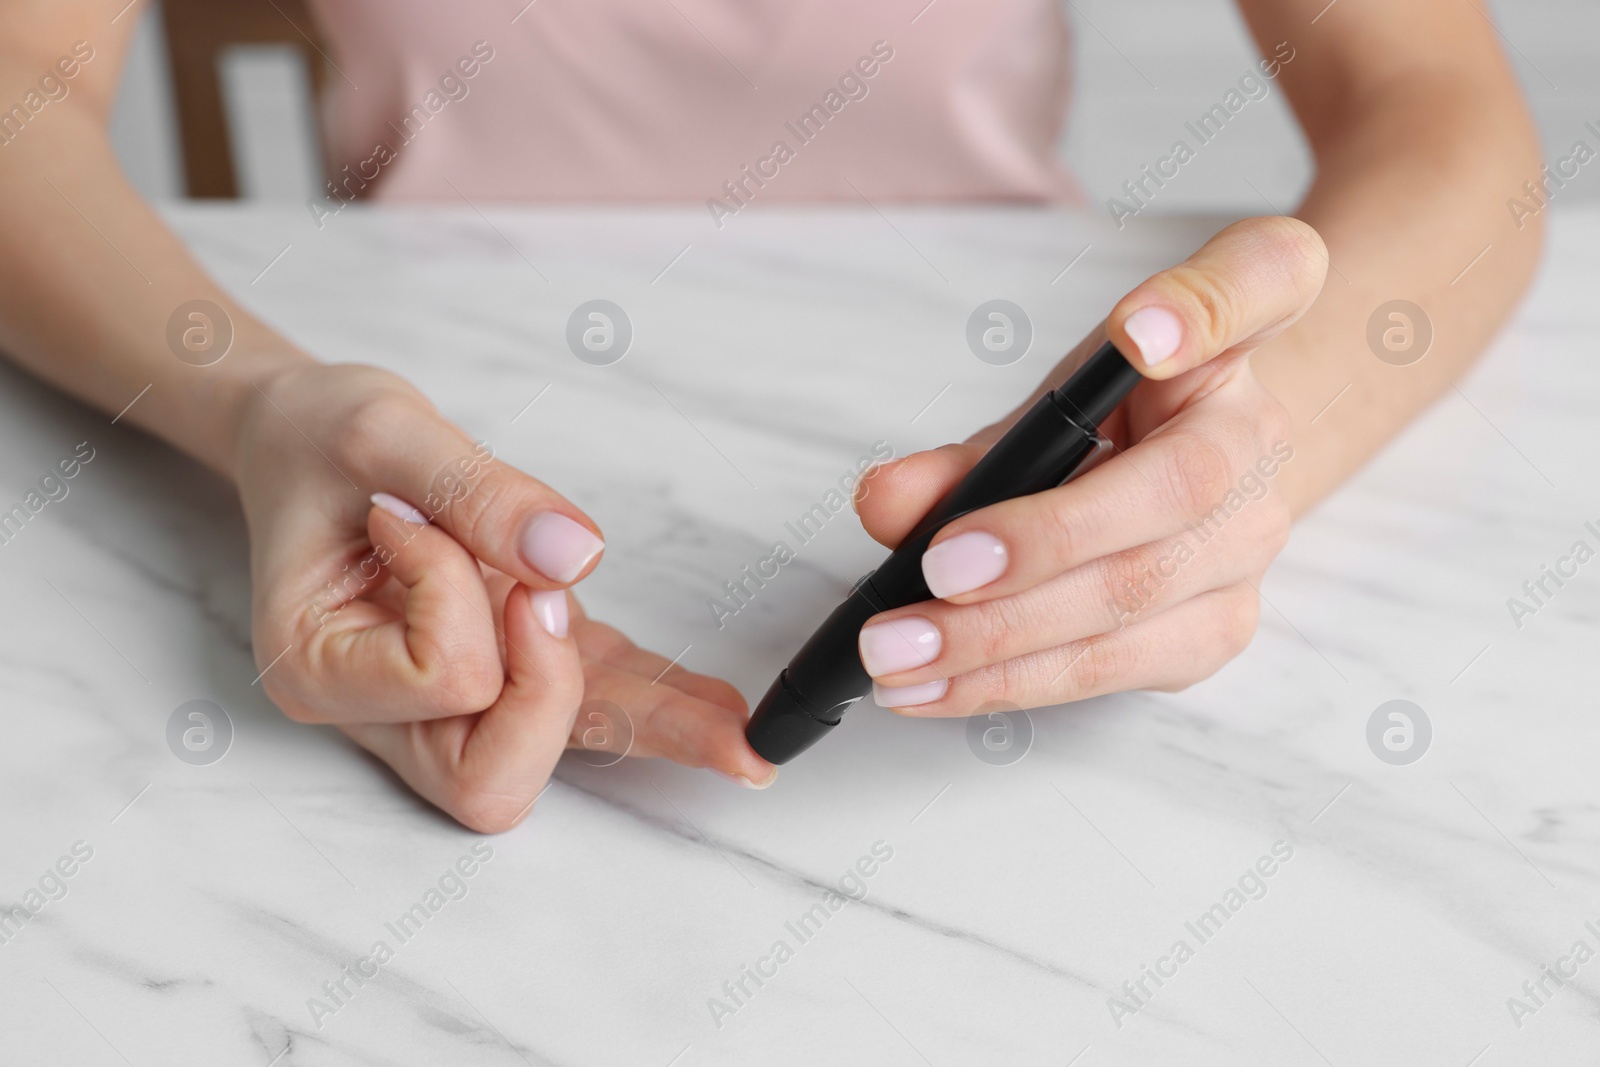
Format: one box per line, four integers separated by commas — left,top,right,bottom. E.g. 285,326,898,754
918,377,1291,604
335,395,607,591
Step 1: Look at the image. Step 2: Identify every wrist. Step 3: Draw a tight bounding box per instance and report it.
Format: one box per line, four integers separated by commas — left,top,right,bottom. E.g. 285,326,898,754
195,333,317,483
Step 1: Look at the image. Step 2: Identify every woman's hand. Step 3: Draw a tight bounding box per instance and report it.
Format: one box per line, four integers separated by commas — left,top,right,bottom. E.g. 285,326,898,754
343,570,771,834
854,217,1327,715
233,363,774,830
235,362,605,724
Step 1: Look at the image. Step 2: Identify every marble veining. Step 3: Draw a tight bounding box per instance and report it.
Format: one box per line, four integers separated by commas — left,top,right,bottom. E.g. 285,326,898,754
0,203,1596,1064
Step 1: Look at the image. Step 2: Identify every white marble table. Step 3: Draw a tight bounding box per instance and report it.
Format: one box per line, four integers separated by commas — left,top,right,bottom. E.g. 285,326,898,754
1,201,1597,1065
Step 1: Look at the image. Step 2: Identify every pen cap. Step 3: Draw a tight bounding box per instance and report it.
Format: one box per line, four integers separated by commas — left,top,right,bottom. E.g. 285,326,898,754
1049,342,1141,428
745,670,839,764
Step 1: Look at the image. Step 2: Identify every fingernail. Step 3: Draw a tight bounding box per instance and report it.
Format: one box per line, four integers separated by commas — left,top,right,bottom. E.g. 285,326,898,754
529,589,568,638
922,531,1007,599
371,492,429,526
717,767,778,790
1123,305,1183,366
859,616,941,676
872,678,948,709
518,512,605,583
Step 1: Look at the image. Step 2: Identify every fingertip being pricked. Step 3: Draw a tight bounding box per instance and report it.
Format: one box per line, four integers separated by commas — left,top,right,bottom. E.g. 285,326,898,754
716,763,779,790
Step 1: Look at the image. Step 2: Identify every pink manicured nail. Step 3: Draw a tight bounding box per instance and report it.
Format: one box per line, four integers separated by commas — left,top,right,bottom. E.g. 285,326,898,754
873,678,948,708
716,767,779,790
922,531,1008,599
518,512,604,583
859,616,941,677
529,589,568,638
371,492,429,526
1123,306,1183,366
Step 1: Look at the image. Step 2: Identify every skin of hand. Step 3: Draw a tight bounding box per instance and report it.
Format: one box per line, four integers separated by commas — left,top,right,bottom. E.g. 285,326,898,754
854,218,1326,714
236,363,777,832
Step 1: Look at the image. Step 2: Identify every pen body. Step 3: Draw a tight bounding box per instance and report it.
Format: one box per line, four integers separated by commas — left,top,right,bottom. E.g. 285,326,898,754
778,391,1100,725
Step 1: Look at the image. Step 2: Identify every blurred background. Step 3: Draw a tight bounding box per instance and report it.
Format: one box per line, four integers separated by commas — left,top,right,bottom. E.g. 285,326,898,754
109,0,1600,209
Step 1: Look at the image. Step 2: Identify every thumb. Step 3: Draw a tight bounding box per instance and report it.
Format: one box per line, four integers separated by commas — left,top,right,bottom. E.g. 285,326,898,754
457,585,585,799
359,408,606,590
861,218,1324,549
338,586,583,833
1109,215,1327,379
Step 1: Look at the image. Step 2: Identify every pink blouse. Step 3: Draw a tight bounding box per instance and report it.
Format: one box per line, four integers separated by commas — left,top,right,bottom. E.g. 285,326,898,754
304,0,1078,207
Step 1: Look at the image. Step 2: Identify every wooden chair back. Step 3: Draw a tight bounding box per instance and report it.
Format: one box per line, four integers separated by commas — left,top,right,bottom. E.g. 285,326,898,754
160,0,327,197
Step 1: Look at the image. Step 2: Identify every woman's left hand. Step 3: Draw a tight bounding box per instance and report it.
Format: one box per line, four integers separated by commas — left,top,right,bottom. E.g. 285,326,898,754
854,217,1327,715
343,568,772,833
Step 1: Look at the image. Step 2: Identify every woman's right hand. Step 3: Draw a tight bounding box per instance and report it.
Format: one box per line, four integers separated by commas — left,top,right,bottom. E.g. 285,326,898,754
232,363,774,830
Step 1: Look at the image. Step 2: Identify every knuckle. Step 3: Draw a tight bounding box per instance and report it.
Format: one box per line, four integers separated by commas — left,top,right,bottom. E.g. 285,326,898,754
1099,545,1159,622
1173,263,1245,345
1066,635,1127,700
255,629,314,720
1235,465,1291,543
333,390,421,465
1163,431,1236,519
974,597,1029,663
262,667,321,724
1152,589,1260,695
988,657,1033,709
1220,587,1261,656
949,660,1017,714
434,461,517,547
419,650,504,715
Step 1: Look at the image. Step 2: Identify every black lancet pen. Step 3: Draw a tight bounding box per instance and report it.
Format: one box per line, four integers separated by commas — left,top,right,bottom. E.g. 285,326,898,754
745,340,1142,764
